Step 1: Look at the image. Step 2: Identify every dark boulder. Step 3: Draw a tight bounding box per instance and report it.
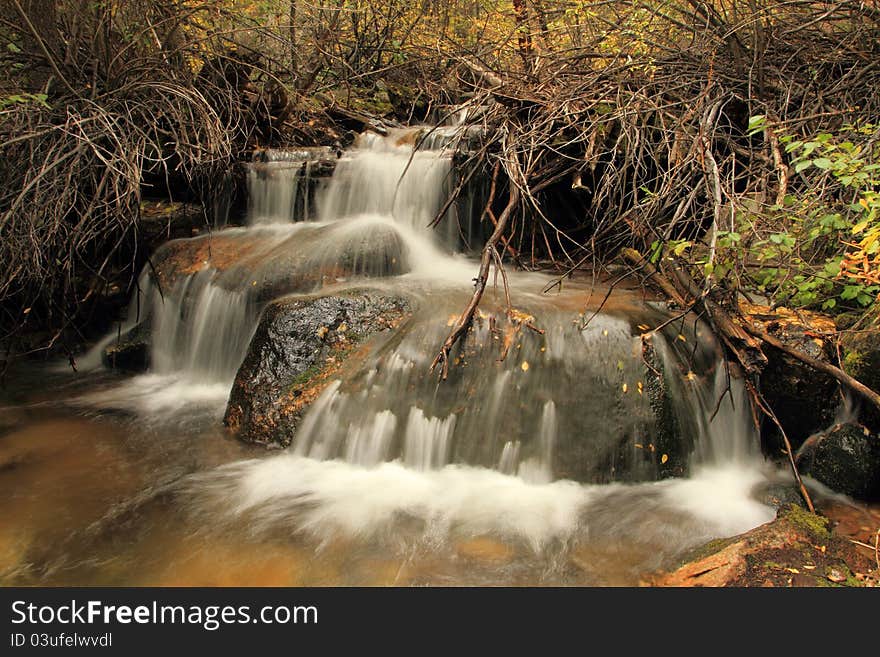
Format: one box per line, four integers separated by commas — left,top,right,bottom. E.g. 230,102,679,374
642,335,692,480
101,324,150,372
744,303,839,455
841,327,880,433
797,423,880,501
225,291,411,448
750,480,807,510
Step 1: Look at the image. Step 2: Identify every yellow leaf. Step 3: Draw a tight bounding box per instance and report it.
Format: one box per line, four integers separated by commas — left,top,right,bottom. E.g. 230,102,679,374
677,334,686,342
661,453,668,464
622,383,628,393
637,381,643,394
521,361,529,372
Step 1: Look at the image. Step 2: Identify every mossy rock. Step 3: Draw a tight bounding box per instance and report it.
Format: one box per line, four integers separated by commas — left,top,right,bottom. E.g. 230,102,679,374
101,323,151,372
841,328,880,432
779,504,831,539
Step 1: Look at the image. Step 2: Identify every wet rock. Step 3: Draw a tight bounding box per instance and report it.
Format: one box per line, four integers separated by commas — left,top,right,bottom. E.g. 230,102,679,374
751,480,807,510
225,291,411,447
642,336,692,479
139,200,204,243
101,324,150,372
644,505,873,587
797,423,880,501
149,219,408,298
841,327,880,432
742,303,839,455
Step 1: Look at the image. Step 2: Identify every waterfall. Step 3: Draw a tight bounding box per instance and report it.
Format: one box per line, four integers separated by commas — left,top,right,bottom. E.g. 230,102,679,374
83,126,763,482
58,122,781,585
316,131,455,237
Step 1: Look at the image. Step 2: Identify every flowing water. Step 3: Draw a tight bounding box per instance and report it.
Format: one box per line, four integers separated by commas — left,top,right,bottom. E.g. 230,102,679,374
0,128,789,586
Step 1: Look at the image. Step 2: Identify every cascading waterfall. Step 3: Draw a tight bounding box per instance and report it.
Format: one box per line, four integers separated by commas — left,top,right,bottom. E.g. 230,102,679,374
69,124,780,584
80,129,472,409
316,129,483,250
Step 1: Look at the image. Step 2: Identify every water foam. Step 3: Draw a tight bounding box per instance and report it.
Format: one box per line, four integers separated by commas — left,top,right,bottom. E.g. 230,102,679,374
194,455,774,554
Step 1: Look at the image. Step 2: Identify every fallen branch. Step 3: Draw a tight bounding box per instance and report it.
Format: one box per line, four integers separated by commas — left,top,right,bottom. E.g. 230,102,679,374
745,378,816,513
431,184,520,379
620,247,688,307
620,248,768,374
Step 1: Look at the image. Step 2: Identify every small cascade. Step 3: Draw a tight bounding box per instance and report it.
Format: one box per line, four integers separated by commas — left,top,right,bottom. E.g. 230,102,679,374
316,129,483,250
652,323,760,468
517,401,558,484
247,164,300,224
285,309,734,484
403,408,456,471
148,269,256,383
247,147,334,224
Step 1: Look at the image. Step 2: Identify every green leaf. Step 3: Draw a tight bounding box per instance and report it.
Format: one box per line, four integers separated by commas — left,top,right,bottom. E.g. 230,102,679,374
747,115,766,135
841,285,861,300
672,240,692,256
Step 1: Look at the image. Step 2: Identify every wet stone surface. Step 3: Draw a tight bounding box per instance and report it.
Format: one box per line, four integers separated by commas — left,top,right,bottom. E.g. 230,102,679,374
797,423,880,501
225,291,411,447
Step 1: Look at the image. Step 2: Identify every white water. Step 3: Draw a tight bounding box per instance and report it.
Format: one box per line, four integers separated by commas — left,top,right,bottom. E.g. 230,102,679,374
190,456,773,558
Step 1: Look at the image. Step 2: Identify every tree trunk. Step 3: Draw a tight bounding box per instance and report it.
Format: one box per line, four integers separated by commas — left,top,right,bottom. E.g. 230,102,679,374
512,0,534,72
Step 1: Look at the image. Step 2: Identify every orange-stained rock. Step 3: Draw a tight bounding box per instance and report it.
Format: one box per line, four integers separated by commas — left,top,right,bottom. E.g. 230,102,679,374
644,505,877,587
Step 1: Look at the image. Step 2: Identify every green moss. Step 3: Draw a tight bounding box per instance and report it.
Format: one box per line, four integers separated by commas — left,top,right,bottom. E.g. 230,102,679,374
677,536,736,566
815,576,840,587
286,364,324,391
782,504,831,538
843,350,866,376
